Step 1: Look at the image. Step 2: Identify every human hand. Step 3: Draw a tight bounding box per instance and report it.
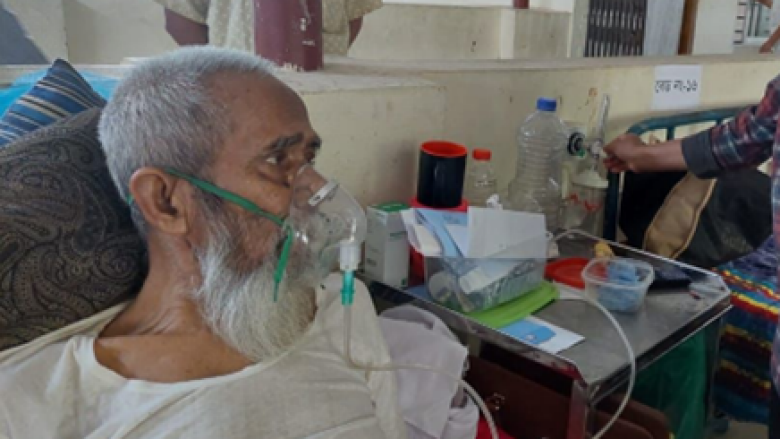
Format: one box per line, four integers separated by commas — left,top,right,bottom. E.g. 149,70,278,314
761,42,775,54
603,134,648,173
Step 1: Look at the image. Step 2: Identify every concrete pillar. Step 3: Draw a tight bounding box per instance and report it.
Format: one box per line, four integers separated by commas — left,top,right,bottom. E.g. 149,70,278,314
569,0,590,57
645,0,684,55
254,0,323,71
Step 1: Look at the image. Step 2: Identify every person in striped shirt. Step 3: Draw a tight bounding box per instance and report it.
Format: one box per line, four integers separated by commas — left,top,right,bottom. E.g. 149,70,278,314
604,74,780,438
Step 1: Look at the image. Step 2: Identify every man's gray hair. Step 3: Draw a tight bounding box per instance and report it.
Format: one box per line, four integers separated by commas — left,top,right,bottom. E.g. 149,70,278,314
99,46,274,238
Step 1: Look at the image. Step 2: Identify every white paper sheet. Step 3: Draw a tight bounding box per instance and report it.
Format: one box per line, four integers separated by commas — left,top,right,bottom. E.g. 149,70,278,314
412,224,441,256
652,65,702,111
401,209,441,256
466,208,547,259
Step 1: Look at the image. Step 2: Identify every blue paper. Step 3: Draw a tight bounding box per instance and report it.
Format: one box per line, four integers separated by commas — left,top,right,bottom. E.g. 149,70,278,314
498,319,555,345
415,209,467,257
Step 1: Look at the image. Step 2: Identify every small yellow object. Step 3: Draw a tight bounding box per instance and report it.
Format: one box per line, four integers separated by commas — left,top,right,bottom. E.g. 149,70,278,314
594,241,614,258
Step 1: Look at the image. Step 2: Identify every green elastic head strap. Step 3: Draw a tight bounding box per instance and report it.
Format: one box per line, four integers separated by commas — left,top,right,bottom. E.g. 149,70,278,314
127,168,293,301
164,168,284,227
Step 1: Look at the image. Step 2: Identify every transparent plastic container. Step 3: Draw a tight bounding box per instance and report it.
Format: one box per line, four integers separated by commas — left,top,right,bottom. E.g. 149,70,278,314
424,238,548,314
509,98,568,231
566,168,608,235
582,258,655,313
464,148,498,208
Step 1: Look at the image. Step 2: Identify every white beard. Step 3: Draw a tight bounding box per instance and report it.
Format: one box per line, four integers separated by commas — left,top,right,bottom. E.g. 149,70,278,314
191,219,317,362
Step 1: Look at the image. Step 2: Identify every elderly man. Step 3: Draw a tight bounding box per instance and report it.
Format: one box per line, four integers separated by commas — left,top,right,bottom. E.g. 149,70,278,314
0,47,405,439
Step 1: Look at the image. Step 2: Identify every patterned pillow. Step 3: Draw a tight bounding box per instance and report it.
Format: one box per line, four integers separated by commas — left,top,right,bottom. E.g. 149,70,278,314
0,109,146,351
0,59,106,147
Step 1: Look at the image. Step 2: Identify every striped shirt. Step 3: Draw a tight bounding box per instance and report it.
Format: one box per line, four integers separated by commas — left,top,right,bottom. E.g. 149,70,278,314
681,74,780,394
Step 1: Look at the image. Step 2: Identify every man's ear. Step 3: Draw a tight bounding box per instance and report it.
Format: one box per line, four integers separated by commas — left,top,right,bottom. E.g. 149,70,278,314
128,168,192,236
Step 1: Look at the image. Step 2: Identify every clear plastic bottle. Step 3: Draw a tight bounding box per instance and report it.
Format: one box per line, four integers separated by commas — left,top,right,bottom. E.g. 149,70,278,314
464,148,498,207
508,97,568,231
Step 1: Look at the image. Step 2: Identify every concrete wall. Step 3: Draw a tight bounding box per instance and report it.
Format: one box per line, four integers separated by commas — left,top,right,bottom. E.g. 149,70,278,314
5,0,746,63
386,0,574,12
3,0,68,61
304,81,447,204
434,59,772,187
349,5,502,60
63,0,176,64
499,9,570,59
349,5,570,60
569,0,589,57
4,55,778,204
693,0,739,55
531,0,574,12
330,56,780,190
26,1,570,64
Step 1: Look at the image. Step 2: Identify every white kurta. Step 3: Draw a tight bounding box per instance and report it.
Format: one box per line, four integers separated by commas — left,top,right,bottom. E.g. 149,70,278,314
0,276,406,439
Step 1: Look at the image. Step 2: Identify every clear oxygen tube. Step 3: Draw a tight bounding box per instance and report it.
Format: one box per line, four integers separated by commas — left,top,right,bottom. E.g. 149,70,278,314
560,294,636,439
553,232,636,439
340,270,500,439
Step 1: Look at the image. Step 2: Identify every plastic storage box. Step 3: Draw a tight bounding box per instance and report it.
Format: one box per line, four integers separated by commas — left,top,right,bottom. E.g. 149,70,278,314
582,257,654,313
424,248,546,314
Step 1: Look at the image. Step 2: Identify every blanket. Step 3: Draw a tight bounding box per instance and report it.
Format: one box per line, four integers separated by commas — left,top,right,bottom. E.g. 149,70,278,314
714,237,780,424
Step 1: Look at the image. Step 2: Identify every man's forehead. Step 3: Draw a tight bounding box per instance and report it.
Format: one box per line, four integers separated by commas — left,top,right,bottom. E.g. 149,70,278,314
207,73,314,159
209,72,301,111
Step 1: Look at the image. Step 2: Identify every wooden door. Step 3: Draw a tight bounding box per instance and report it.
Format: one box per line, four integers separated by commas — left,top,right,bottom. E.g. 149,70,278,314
678,0,700,54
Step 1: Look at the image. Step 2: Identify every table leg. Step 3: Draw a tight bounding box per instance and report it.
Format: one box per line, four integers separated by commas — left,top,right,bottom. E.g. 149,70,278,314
567,380,594,439
703,317,725,426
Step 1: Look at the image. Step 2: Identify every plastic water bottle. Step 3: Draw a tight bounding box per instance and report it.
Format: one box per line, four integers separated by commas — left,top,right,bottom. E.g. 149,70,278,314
508,97,568,231
464,148,498,207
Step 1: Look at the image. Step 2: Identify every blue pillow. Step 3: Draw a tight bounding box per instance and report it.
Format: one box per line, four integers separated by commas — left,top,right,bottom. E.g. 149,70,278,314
0,59,106,147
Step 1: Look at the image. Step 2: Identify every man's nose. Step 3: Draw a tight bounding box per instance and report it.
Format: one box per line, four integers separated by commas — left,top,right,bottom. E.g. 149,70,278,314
290,166,328,208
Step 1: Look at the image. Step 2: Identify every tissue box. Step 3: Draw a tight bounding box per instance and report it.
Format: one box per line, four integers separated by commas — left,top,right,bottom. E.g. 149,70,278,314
364,202,410,289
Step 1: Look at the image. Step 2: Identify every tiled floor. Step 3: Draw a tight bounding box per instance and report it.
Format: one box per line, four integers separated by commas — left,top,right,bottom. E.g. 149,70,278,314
718,422,767,439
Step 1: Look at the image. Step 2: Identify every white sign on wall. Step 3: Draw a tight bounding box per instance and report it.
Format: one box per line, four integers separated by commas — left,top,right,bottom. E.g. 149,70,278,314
652,65,703,111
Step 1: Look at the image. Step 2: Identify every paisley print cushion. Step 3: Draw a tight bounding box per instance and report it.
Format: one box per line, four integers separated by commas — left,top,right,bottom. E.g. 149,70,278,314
0,108,146,351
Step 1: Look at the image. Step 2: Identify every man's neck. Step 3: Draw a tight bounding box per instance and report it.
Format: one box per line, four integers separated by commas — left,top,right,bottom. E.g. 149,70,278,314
100,266,205,338
95,250,253,383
